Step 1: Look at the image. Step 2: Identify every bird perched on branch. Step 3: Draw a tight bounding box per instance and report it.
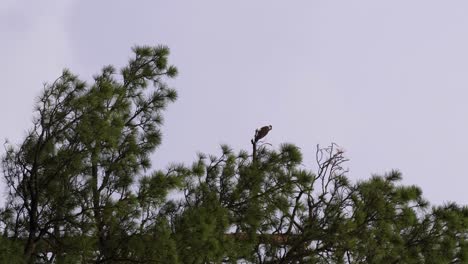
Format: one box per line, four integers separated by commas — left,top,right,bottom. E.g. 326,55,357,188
254,125,272,143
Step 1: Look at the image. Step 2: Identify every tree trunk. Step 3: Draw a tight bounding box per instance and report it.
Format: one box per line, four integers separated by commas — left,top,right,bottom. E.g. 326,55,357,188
24,196,38,264
91,148,107,263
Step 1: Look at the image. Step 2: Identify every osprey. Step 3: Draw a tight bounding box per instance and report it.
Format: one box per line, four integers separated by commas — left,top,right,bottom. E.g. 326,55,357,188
254,125,272,142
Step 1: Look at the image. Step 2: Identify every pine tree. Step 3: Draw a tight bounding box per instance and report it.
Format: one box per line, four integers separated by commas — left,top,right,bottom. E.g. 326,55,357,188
1,45,179,263
1,45,467,263
74,45,178,263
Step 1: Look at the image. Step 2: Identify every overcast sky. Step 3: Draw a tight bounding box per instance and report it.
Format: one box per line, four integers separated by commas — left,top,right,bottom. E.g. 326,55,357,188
1,1,468,205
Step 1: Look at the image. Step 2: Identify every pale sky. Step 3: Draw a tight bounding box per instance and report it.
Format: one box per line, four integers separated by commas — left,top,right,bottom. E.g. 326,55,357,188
1,1,468,205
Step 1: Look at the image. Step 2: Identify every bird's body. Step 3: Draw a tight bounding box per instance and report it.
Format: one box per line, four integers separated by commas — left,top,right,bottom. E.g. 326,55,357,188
254,125,272,142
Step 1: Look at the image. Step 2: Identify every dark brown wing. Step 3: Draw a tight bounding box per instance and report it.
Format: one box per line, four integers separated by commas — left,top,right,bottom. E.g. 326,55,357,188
255,126,271,141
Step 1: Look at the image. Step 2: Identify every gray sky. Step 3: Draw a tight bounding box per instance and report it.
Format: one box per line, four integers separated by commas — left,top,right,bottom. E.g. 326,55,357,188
1,1,468,205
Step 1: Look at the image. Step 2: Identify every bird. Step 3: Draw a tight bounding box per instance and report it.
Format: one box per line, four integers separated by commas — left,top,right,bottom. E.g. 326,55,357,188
254,125,272,143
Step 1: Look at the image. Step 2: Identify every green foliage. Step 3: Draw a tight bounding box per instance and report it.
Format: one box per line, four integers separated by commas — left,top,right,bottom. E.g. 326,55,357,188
0,236,24,264
1,45,467,264
1,45,180,263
